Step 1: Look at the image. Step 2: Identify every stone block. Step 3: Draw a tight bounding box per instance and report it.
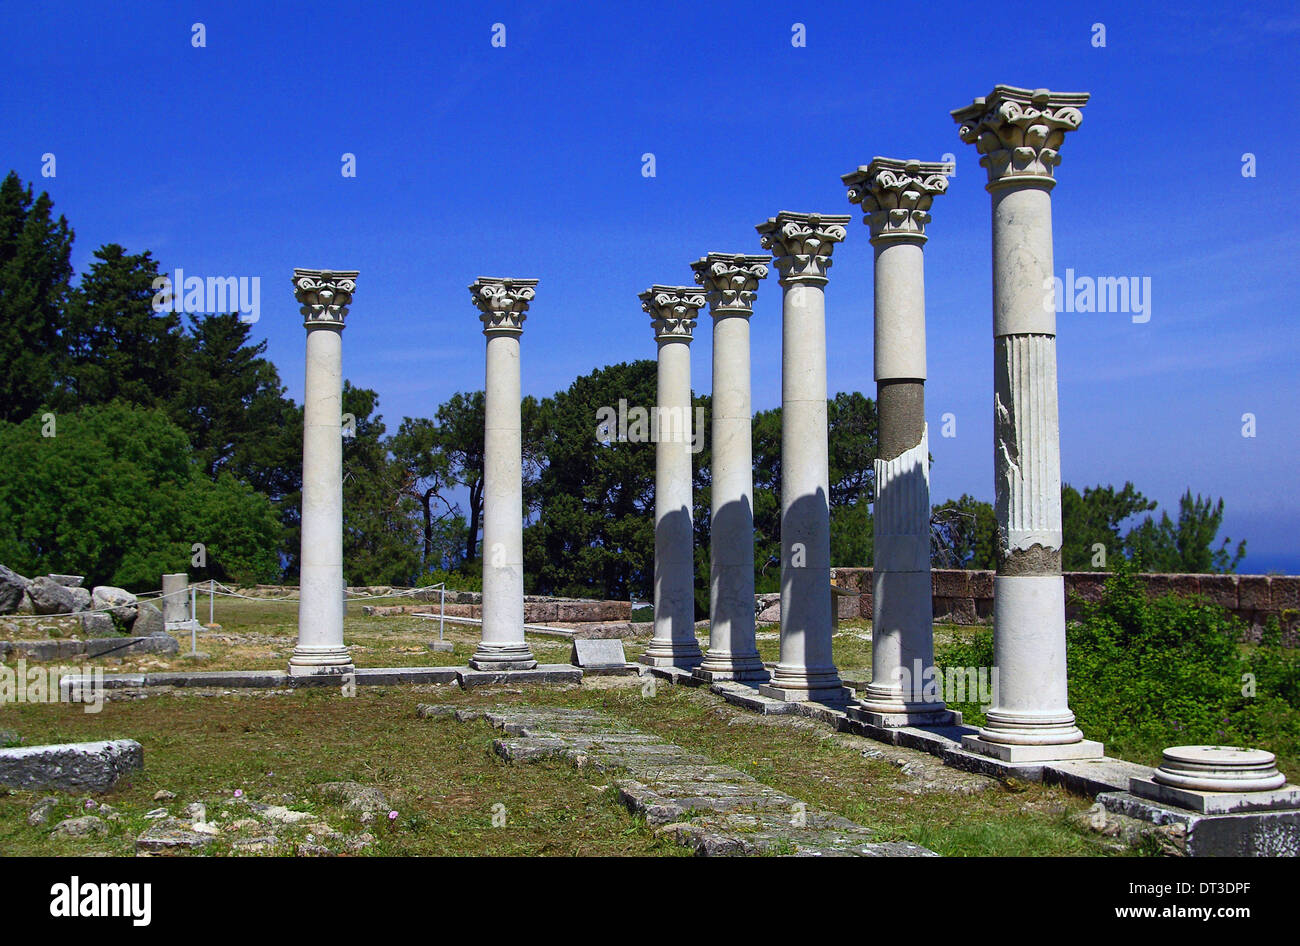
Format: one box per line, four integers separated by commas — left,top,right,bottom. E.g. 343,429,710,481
92,585,138,624
11,639,84,660
0,739,143,793
354,667,460,686
133,602,166,636
933,596,977,625
426,640,455,652
523,601,558,623
960,735,1104,763
858,591,873,619
85,635,179,658
1042,757,1155,797
457,665,582,688
570,638,627,668
79,612,115,637
1268,577,1299,610
967,570,995,600
830,569,861,594
143,670,288,688
0,564,29,614
1130,776,1300,815
1196,574,1239,609
28,576,77,615
1100,791,1300,857
931,569,969,599
48,575,85,588
1238,576,1272,610
555,599,628,622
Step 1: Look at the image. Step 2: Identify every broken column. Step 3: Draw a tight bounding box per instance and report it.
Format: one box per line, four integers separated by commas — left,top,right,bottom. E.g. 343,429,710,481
842,158,955,727
469,277,539,671
691,253,770,682
290,269,357,678
161,573,190,626
639,285,705,670
755,213,852,705
951,86,1102,760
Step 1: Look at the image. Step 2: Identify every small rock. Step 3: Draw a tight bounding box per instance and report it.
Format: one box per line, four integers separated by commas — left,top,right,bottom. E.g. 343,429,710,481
27,796,59,826
51,815,107,838
183,802,206,821
312,781,388,817
153,789,176,801
135,817,215,852
260,805,315,825
295,842,333,857
232,836,279,853
143,808,169,820
28,576,77,615
191,822,220,836
225,818,261,833
343,832,375,853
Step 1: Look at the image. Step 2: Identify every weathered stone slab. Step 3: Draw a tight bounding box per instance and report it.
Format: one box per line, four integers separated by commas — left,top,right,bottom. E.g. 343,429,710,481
49,574,85,588
145,670,289,688
79,612,115,636
0,739,143,793
570,638,626,668
354,667,460,686
1044,757,1156,797
8,639,84,660
85,635,179,658
457,665,582,688
709,681,799,715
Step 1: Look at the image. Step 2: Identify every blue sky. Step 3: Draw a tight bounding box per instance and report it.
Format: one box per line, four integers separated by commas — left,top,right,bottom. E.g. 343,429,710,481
2,1,1297,572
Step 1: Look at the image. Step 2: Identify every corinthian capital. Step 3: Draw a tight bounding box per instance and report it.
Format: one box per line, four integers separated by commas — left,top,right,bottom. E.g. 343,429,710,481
755,211,850,286
640,285,704,342
951,85,1089,189
842,158,949,243
470,276,538,336
294,268,358,329
690,253,769,316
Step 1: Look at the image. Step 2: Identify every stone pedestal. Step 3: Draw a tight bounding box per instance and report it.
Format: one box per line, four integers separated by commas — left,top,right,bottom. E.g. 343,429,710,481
290,269,357,678
691,254,770,683
842,159,955,728
754,213,852,706
469,278,538,671
639,286,705,670
1130,746,1300,814
951,86,1101,760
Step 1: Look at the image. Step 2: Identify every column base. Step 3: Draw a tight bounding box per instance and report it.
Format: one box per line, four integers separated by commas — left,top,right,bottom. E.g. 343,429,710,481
848,704,961,729
759,667,852,706
694,652,769,683
288,645,354,678
961,734,1104,763
469,641,537,671
640,640,703,670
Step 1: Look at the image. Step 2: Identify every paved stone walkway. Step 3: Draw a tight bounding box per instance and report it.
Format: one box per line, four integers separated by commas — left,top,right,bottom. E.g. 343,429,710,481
430,703,935,857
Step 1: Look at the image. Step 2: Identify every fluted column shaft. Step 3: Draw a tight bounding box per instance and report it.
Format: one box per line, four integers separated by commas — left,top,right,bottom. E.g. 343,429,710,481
641,286,704,669
692,254,769,682
755,213,852,705
470,277,538,671
291,269,357,677
953,85,1102,761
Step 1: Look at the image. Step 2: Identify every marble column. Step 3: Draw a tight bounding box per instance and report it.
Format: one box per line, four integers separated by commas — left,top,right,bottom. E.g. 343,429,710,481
290,269,357,678
469,277,539,671
754,213,853,705
690,254,770,682
842,158,956,727
639,285,705,670
951,86,1102,760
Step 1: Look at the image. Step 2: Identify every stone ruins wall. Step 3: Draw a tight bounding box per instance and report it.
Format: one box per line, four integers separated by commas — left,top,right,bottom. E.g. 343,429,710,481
830,568,1300,642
